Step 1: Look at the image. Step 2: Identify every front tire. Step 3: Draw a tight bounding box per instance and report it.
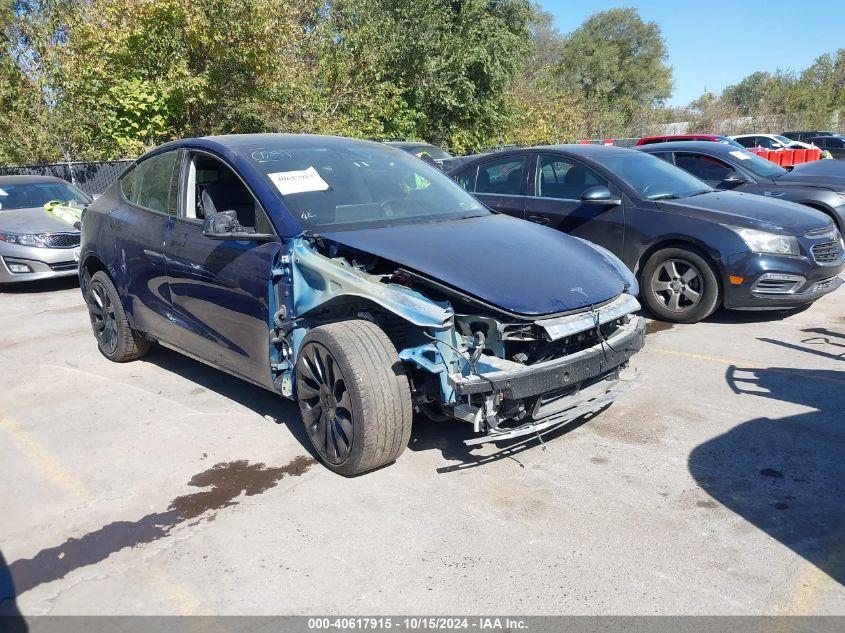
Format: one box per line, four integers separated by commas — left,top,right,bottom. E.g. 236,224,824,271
640,247,720,323
86,271,151,362
295,320,413,476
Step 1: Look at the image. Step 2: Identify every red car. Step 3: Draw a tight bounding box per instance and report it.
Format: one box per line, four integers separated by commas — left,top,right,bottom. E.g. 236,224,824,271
635,134,745,149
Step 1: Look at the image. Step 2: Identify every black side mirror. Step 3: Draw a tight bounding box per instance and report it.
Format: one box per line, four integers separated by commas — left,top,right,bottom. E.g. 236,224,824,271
580,185,621,206
202,210,274,241
721,172,748,188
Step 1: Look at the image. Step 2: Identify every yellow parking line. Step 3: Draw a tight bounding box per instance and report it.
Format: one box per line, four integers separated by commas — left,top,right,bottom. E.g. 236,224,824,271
776,522,845,615
1,410,207,614
0,413,89,499
650,348,845,386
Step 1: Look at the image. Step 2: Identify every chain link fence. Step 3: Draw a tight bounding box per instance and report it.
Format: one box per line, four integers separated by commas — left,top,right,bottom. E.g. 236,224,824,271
0,160,133,196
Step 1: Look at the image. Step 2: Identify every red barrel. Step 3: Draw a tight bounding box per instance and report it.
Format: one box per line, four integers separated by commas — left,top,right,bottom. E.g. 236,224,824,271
780,149,795,167
767,151,782,165
756,149,770,162
807,147,822,161
792,148,807,164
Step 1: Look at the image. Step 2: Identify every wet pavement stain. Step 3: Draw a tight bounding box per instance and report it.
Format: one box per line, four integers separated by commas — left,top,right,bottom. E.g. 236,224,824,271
5,456,314,599
645,320,674,335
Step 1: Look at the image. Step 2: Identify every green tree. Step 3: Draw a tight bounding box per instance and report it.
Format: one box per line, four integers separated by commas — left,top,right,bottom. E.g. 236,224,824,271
553,7,672,135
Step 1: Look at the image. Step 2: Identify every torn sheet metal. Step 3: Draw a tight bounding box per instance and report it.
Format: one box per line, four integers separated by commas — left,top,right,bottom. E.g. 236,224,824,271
289,238,453,329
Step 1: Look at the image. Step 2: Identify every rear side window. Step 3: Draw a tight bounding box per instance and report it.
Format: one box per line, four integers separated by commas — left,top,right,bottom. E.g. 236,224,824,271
735,137,756,148
826,138,844,148
474,156,526,195
675,153,734,182
122,150,182,215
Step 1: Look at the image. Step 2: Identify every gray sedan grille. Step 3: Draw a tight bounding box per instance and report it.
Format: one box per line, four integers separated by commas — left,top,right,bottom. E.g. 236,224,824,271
41,233,81,249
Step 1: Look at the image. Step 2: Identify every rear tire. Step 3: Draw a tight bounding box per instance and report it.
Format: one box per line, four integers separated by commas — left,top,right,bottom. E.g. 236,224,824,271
86,270,151,362
640,247,720,323
295,319,413,476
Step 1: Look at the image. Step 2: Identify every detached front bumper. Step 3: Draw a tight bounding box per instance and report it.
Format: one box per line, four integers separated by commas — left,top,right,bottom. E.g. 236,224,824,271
450,315,646,400
449,315,646,445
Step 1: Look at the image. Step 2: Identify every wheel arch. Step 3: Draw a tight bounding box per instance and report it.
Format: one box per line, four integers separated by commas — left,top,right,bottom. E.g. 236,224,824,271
799,202,842,233
635,238,725,305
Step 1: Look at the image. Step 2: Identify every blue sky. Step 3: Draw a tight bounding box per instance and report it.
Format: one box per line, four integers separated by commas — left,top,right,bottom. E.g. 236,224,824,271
540,0,845,107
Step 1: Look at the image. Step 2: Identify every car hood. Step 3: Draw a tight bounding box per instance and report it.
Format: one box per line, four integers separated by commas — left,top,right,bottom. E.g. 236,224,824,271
319,214,628,317
776,160,845,189
657,191,831,234
0,206,79,234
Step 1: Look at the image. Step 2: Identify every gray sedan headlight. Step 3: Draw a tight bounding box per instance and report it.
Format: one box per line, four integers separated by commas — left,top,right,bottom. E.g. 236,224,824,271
730,227,799,256
0,232,45,247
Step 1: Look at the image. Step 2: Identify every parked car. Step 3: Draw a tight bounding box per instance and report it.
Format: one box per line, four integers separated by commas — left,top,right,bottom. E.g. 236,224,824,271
636,141,845,232
729,134,817,151
448,145,844,323
79,134,646,475
806,135,845,160
0,175,91,288
635,134,744,149
383,141,456,167
782,131,837,143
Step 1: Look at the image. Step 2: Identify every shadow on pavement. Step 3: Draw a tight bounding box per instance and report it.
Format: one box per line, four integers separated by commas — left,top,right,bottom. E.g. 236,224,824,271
0,277,78,294
703,305,810,325
0,549,27,630
140,345,317,461
689,365,845,586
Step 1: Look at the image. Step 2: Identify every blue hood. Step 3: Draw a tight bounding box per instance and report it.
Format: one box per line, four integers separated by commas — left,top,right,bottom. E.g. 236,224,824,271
320,214,628,316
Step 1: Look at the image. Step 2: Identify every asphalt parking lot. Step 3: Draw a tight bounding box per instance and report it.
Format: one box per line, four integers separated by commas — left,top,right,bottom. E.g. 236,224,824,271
1,277,844,615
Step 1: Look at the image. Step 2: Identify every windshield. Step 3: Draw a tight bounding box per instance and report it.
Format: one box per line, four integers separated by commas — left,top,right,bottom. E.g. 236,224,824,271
774,135,792,144
245,141,486,231
727,148,787,178
0,181,91,211
597,152,713,200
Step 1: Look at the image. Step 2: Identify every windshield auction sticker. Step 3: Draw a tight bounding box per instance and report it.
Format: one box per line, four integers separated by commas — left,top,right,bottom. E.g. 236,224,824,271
268,166,330,196
0,187,7,196
729,150,752,160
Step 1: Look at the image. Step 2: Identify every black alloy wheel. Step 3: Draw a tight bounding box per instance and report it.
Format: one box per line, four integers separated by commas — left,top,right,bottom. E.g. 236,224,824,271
296,341,354,465
88,277,119,356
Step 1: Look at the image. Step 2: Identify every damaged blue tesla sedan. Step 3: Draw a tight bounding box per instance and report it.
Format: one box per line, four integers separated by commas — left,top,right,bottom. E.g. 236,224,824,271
79,134,646,475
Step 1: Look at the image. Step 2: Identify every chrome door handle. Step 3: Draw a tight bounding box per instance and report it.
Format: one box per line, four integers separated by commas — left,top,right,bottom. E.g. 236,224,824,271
528,215,549,225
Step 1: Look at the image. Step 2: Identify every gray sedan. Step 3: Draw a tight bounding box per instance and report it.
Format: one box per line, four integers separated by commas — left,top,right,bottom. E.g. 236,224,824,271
0,175,91,287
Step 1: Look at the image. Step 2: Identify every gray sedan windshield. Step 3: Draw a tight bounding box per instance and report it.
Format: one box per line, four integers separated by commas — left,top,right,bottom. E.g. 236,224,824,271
0,181,91,211
245,141,486,231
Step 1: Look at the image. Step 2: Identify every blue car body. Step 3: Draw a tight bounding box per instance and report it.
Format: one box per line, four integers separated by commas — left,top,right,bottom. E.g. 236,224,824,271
79,134,644,455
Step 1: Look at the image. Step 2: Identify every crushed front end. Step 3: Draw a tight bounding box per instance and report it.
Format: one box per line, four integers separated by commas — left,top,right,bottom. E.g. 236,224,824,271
285,235,646,447
400,293,645,445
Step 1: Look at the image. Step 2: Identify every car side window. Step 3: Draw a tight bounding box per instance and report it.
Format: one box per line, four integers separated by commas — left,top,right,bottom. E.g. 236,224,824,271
735,137,755,148
474,156,526,195
185,153,273,234
119,167,136,202
675,153,734,182
455,166,477,192
128,150,183,216
535,155,606,200
826,138,843,148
